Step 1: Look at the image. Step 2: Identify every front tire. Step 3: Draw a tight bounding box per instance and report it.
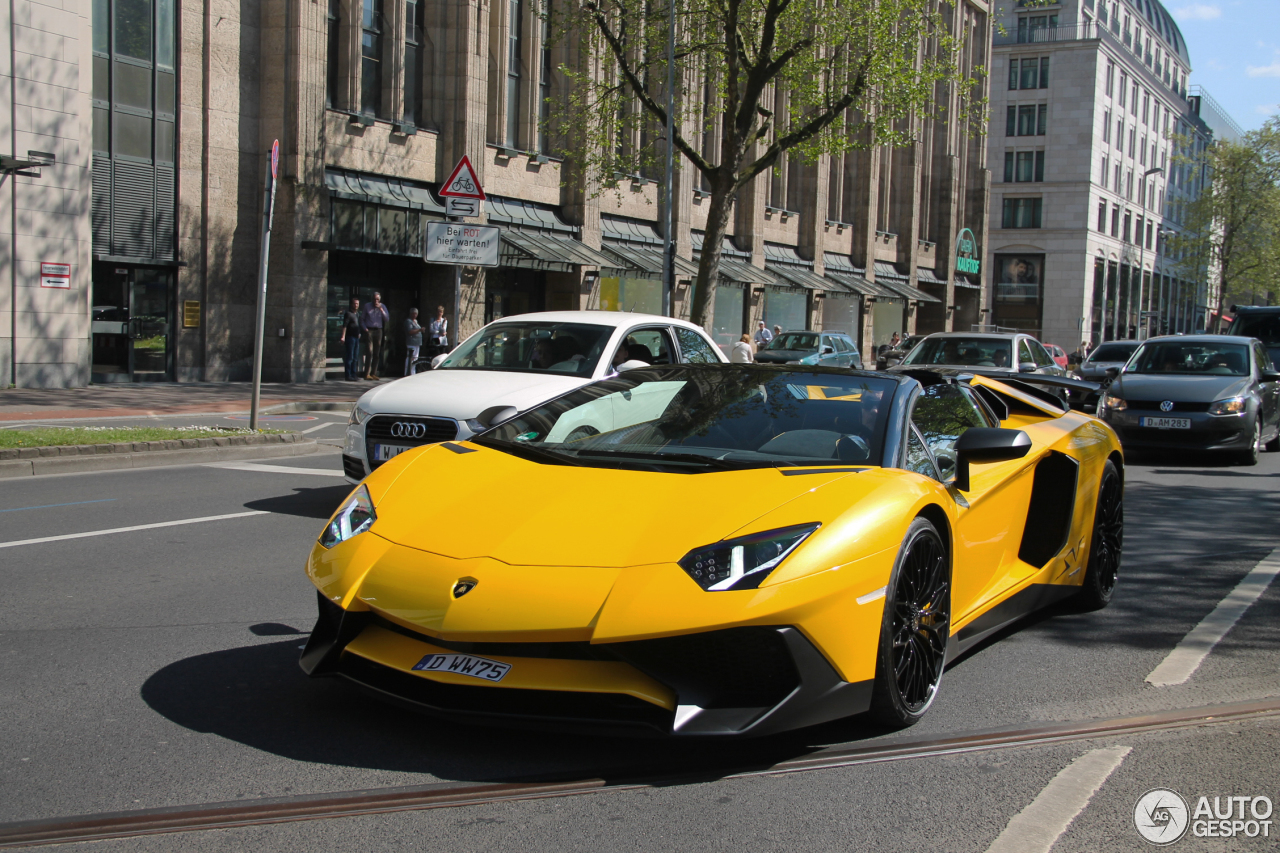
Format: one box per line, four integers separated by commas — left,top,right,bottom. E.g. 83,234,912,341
869,517,950,728
1237,420,1261,466
1077,459,1122,610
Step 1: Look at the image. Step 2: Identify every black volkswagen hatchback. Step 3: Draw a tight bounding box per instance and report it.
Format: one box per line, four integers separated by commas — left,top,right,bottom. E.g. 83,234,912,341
1100,334,1280,465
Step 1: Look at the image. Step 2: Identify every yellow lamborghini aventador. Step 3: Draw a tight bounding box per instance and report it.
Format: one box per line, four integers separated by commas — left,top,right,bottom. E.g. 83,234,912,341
300,364,1123,736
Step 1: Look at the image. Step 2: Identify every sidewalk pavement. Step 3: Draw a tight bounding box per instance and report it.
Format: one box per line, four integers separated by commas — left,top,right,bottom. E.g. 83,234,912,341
0,380,372,422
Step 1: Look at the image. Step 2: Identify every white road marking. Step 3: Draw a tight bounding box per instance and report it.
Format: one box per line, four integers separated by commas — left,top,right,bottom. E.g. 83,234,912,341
301,421,343,434
0,511,269,550
1146,548,1280,686
206,461,346,477
984,746,1132,853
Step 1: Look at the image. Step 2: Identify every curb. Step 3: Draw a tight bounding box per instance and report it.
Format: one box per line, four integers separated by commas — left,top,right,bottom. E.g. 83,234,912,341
263,401,356,414
0,435,326,479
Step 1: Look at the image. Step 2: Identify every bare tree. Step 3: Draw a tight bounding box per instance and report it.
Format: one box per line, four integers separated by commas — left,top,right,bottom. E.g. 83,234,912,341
551,0,985,326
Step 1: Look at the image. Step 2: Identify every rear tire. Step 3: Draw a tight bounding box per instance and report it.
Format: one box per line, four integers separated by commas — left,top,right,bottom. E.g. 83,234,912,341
1077,460,1122,610
868,517,950,728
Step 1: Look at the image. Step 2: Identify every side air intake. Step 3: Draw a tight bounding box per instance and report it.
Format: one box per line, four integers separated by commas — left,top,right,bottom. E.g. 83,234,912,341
1018,451,1079,568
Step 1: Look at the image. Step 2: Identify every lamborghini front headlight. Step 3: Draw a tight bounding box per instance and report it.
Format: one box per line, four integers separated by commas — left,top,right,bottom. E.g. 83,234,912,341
679,523,819,591
320,485,376,549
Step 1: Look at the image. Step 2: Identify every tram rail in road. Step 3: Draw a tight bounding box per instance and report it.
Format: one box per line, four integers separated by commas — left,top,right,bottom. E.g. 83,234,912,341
2,698,1278,850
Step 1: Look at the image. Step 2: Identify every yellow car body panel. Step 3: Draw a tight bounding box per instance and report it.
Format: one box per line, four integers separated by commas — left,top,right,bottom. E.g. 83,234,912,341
302,373,1123,737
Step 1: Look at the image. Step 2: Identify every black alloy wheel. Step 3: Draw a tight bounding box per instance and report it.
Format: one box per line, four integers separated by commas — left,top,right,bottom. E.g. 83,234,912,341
1238,420,1261,466
869,517,950,727
1077,459,1123,610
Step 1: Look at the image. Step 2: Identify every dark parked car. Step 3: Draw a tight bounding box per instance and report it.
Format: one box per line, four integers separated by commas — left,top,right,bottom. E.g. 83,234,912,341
892,332,1071,403
1070,340,1140,413
754,330,863,369
875,334,926,370
1100,334,1280,465
1227,305,1280,370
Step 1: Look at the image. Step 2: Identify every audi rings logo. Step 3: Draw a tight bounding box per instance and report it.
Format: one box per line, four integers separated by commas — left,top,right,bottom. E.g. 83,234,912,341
1135,789,1191,845
390,421,428,439
1160,400,1176,413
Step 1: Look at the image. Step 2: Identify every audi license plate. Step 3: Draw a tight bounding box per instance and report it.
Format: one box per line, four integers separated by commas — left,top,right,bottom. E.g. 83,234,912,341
412,653,511,682
1140,416,1191,429
374,443,413,461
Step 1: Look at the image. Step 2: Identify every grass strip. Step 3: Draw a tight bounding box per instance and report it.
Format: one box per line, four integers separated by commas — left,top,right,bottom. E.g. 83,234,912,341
0,426,287,449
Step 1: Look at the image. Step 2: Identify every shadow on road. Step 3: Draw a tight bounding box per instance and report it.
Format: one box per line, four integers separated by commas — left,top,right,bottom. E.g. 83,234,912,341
244,486,352,520
138,639,851,783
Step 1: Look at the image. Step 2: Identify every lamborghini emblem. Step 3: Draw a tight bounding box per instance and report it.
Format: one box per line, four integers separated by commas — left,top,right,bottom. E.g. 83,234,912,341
452,578,478,598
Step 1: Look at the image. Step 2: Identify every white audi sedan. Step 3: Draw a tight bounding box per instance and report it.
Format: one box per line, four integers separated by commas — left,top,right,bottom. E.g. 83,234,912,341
341,310,727,482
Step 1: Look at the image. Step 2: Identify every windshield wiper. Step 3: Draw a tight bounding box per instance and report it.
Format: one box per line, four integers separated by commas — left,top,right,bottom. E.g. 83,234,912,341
472,438,582,467
572,449,740,470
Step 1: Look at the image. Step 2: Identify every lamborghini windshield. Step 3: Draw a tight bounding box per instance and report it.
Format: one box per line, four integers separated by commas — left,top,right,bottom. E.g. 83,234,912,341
477,366,897,472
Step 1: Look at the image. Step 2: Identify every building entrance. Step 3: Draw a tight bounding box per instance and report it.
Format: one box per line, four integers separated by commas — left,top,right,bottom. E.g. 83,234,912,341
91,264,175,382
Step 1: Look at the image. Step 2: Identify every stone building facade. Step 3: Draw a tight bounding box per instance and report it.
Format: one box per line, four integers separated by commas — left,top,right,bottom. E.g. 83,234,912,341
7,0,992,387
987,0,1222,350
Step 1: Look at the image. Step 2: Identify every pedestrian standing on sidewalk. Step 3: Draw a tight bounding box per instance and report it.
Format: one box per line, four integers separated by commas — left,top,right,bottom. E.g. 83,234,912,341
754,321,772,349
404,308,423,376
428,305,449,357
360,292,390,379
339,297,362,380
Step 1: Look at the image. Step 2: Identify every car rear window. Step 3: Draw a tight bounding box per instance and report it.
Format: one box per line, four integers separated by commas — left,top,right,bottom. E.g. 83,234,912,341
1088,343,1138,362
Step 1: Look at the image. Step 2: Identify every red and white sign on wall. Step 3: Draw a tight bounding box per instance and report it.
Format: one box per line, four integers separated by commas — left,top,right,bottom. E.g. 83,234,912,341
40,262,71,289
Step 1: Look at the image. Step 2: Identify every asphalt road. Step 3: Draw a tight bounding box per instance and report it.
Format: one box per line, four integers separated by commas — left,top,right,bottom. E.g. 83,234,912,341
2,445,1279,851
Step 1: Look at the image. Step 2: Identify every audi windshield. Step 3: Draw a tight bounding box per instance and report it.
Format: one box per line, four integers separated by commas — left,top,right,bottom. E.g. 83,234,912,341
475,365,897,473
437,321,613,377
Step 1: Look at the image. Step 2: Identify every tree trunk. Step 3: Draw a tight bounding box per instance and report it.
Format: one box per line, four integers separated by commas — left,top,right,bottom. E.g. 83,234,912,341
688,182,737,328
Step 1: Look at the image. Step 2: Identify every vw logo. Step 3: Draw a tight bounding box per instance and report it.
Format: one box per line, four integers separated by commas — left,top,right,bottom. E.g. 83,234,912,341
1159,400,1175,413
452,578,478,598
390,421,427,439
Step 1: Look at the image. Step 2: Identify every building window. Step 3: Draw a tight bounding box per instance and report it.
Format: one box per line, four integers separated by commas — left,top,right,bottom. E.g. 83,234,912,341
403,0,424,125
1098,200,1107,231
1016,14,1058,42
1140,135,1146,165
1010,57,1049,90
1111,204,1120,237
1129,127,1135,157
1103,109,1111,143
1105,61,1114,98
539,1,552,153
1142,92,1150,125
1125,169,1133,200
1017,105,1036,135
1006,150,1044,183
1119,73,1127,107
1002,197,1043,229
506,0,522,148
327,0,340,107
1130,83,1138,115
361,0,383,117
1006,105,1016,136
1123,210,1132,242
1113,163,1121,193
1100,155,1108,185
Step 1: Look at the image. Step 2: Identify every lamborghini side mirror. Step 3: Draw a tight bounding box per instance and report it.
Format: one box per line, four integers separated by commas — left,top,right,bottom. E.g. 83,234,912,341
954,428,1031,492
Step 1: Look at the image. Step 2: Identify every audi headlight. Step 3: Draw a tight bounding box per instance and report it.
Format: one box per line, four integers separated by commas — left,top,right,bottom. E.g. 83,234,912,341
1208,396,1247,416
1102,394,1127,413
349,401,374,426
320,485,376,549
679,523,819,591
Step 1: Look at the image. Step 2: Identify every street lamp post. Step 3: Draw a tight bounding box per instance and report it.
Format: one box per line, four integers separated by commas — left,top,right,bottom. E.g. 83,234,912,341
1137,166,1164,340
1155,228,1175,335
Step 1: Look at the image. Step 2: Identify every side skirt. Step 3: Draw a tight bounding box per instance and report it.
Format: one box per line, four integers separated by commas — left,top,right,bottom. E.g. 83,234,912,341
946,583,1078,662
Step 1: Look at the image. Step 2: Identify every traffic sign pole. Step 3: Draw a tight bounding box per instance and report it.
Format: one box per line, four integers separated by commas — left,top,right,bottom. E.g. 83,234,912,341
437,155,487,360
250,140,280,431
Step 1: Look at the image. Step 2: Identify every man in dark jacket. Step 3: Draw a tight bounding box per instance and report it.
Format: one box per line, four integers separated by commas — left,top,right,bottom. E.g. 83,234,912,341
338,297,362,380
360,292,390,379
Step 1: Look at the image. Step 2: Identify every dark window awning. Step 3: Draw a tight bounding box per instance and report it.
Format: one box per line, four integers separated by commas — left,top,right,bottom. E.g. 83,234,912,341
710,256,775,284
916,266,947,285
879,279,943,303
600,241,700,278
825,271,900,300
767,263,840,291
487,196,577,234
500,231,616,271
324,168,445,215
954,275,981,290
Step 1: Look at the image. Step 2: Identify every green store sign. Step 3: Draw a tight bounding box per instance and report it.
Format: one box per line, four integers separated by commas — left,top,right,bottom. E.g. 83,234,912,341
956,228,981,275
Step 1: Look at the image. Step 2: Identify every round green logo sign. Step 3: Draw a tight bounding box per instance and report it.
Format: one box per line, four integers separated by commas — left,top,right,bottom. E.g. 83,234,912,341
956,228,980,275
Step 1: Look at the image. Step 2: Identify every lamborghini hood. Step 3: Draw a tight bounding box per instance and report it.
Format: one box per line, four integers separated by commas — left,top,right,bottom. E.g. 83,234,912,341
368,443,862,567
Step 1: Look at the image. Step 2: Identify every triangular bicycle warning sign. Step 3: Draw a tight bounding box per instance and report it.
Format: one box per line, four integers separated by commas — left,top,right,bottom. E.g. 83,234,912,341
439,155,485,200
